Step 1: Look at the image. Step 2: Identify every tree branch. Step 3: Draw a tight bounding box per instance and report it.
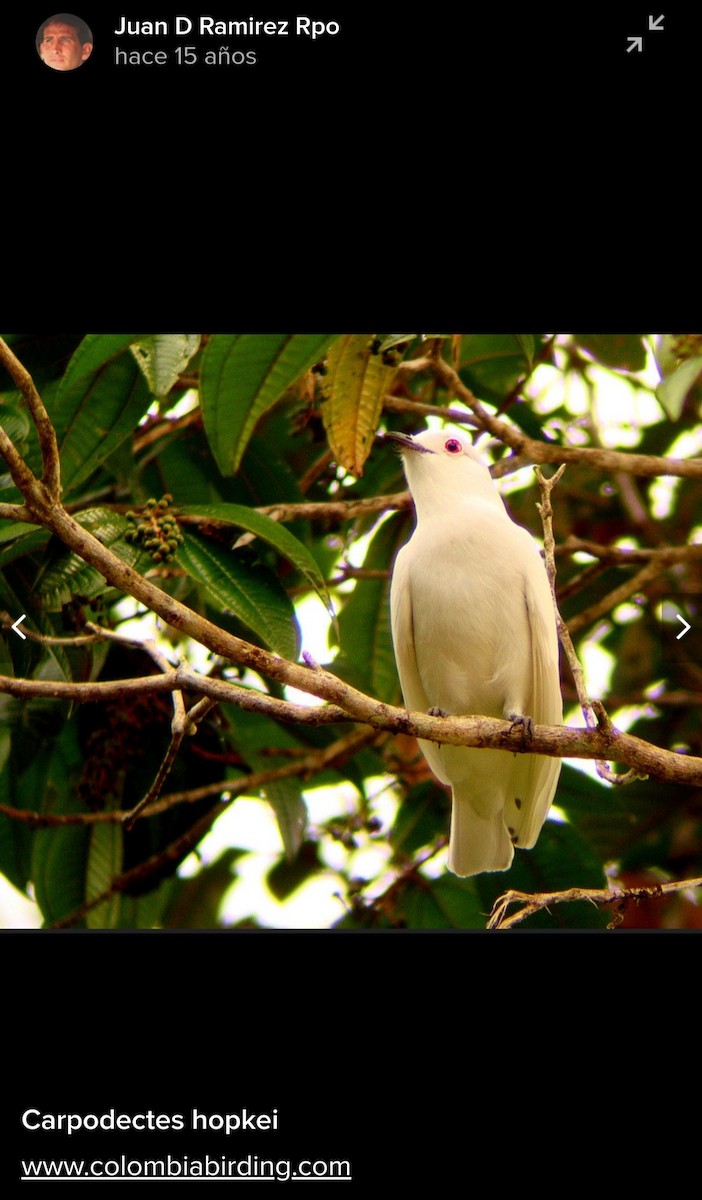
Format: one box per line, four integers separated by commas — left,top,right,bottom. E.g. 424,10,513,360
429,355,702,480
0,336,61,498
2,663,701,787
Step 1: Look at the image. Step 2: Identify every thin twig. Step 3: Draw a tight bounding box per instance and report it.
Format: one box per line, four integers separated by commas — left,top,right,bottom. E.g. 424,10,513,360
487,876,702,930
535,465,644,786
558,536,702,564
535,463,596,732
0,502,31,521
0,614,104,646
566,557,675,635
254,492,412,524
111,634,189,831
383,396,480,428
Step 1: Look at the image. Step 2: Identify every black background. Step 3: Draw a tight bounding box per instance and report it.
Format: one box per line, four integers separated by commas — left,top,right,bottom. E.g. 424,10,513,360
5,4,697,330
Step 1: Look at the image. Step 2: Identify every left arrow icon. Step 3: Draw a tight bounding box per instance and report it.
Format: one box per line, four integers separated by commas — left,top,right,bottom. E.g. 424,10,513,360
11,614,27,639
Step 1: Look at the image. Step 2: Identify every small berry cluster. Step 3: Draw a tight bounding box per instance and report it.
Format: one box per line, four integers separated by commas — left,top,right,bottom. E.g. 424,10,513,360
79,691,172,810
124,494,183,564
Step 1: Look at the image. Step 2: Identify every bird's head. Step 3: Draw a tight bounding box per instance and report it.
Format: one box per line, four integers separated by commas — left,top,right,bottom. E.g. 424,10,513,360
384,428,480,461
383,428,499,514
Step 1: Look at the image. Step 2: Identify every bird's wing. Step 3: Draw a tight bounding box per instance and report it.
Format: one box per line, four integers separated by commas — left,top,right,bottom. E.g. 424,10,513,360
390,545,455,787
389,546,431,716
505,561,563,848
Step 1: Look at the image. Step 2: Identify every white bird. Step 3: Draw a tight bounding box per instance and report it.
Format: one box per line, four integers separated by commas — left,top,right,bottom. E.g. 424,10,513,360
386,428,562,877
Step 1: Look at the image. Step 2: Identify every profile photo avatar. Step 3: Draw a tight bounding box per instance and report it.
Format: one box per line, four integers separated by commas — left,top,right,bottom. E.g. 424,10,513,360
37,13,93,70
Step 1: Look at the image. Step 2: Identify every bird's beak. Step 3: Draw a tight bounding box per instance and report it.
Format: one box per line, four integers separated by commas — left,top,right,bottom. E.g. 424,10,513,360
383,431,431,454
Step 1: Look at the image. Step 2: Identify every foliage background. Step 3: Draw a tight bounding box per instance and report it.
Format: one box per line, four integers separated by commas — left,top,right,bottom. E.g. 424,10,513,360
1,332,701,930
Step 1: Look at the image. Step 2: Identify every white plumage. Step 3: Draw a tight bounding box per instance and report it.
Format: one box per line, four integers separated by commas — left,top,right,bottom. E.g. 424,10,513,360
387,429,562,877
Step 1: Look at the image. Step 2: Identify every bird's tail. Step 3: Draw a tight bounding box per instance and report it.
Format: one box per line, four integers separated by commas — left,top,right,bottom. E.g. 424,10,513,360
448,784,515,877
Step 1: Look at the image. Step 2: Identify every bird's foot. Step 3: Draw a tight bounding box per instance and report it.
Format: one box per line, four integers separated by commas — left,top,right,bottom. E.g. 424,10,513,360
427,706,449,748
507,712,534,744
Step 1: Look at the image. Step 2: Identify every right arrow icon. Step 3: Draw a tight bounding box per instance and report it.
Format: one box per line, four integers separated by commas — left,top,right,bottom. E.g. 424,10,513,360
676,613,691,639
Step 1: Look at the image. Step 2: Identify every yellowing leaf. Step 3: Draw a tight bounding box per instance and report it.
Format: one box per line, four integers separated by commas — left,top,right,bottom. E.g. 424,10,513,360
319,336,399,477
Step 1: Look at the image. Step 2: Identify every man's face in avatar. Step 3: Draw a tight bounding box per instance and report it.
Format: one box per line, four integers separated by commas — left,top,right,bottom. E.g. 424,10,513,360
39,22,92,70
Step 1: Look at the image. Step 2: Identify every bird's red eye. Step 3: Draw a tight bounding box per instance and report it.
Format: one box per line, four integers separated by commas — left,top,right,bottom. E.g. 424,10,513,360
445,439,462,454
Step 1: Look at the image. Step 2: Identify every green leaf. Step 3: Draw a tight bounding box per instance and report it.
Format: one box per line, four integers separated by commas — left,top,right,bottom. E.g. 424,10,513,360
267,841,321,900
200,334,336,475
131,334,201,397
213,707,321,856
456,334,536,404
86,821,123,929
0,728,35,893
34,508,151,609
163,850,244,928
0,527,51,566
335,513,402,702
0,567,74,685
390,781,449,859
573,334,647,372
264,778,308,861
319,335,401,477
0,397,31,447
32,828,90,926
656,357,702,420
118,878,178,929
56,334,143,400
0,634,12,685
557,765,675,868
31,795,90,926
399,874,486,929
181,502,336,632
178,528,301,659
50,336,153,494
475,820,609,929
514,334,536,368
